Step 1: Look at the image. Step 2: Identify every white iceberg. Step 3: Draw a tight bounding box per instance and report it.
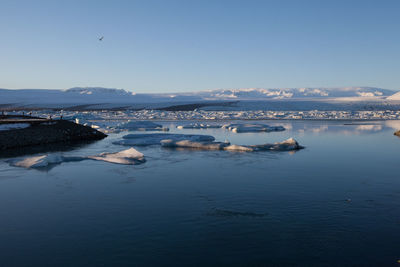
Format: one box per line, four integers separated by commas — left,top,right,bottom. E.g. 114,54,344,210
114,133,215,146
7,154,85,168
116,121,169,131
161,138,304,152
8,148,146,168
249,138,304,151
222,123,285,133
223,144,255,152
176,123,222,129
161,139,230,150
88,148,145,165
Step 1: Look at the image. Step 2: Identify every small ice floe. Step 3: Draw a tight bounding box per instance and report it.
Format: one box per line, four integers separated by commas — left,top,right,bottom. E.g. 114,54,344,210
161,138,304,152
7,154,85,169
116,121,169,131
114,133,215,146
0,123,30,131
222,123,285,133
161,140,230,150
88,148,145,165
249,138,304,151
176,123,222,129
223,144,255,152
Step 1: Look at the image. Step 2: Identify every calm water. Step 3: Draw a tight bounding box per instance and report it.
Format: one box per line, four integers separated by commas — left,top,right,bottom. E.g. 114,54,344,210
1,120,400,266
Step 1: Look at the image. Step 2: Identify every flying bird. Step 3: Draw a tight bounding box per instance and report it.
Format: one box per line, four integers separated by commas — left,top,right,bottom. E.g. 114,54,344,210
99,36,104,41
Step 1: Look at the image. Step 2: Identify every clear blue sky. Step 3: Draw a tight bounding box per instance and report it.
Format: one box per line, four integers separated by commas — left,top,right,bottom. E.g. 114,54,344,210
1,0,399,93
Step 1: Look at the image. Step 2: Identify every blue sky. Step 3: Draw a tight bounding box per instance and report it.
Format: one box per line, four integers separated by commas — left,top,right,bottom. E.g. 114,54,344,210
1,0,399,93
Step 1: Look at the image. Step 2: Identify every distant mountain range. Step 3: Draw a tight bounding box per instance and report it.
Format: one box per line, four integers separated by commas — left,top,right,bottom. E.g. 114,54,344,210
0,87,399,104
0,87,399,109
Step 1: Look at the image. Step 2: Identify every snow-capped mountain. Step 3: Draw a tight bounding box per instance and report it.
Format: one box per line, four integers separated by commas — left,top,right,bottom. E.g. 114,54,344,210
386,91,400,101
0,86,398,108
187,87,394,100
64,87,133,96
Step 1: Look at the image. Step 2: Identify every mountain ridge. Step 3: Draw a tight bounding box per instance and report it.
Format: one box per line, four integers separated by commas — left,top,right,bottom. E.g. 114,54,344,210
0,86,399,106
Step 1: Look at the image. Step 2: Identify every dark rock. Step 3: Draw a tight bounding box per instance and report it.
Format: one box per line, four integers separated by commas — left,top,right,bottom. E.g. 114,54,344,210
395,130,400,137
0,120,106,150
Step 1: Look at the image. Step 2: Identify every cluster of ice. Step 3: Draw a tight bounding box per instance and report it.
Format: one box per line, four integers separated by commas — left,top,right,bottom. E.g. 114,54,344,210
161,138,304,152
0,123,30,131
176,123,222,129
88,148,145,165
8,148,146,169
114,133,215,146
17,109,400,127
116,121,169,131
222,123,285,133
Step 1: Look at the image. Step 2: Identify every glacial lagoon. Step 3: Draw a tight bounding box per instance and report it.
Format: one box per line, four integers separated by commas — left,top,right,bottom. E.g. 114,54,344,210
1,120,400,266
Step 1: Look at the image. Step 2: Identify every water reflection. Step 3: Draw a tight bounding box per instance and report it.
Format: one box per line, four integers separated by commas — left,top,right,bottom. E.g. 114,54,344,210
1,120,400,266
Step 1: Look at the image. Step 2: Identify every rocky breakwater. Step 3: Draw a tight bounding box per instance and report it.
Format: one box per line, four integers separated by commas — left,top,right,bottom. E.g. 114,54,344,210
0,119,107,150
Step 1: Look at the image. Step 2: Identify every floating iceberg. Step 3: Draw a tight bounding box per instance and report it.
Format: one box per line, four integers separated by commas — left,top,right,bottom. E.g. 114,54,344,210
161,138,304,152
161,139,230,150
114,133,215,146
116,121,169,131
88,148,145,165
7,154,85,168
8,148,146,169
223,144,255,152
249,138,304,151
176,123,222,129
222,123,285,133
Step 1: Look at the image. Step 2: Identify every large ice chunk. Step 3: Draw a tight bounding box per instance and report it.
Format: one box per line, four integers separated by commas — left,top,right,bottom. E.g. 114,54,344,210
88,148,145,165
176,123,222,129
161,138,304,152
114,133,215,146
7,154,84,168
8,148,146,168
161,140,230,150
222,123,285,133
250,138,304,151
223,144,255,152
116,121,169,131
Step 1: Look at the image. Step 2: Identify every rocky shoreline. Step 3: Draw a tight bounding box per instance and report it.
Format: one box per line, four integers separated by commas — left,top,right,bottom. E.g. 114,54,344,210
395,130,400,137
0,119,107,150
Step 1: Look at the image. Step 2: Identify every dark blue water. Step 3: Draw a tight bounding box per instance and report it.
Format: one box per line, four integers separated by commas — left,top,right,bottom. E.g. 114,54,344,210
1,120,400,266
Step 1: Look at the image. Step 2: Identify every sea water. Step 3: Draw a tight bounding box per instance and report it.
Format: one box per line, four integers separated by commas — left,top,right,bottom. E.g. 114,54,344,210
0,120,399,266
